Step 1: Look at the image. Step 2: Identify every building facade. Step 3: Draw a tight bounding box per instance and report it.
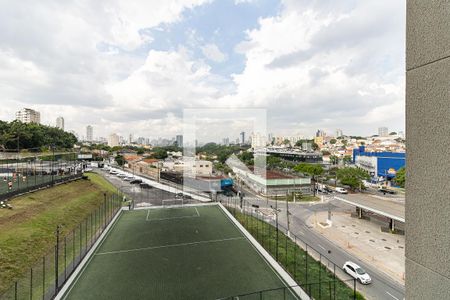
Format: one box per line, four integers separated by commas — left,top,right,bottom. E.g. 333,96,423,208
378,127,389,137
86,125,93,142
108,133,119,147
353,146,405,183
56,117,64,130
15,108,40,124
406,1,450,298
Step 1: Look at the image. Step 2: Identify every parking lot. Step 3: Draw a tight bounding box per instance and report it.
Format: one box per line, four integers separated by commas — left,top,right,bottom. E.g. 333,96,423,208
96,169,202,207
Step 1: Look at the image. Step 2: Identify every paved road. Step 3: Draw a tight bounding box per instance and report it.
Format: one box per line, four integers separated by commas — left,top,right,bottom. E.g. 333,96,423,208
95,169,202,207
233,187,405,300
334,194,404,221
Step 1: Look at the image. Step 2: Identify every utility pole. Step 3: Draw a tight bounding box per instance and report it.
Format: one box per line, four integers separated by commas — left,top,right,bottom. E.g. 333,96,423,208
275,194,279,261
286,190,290,237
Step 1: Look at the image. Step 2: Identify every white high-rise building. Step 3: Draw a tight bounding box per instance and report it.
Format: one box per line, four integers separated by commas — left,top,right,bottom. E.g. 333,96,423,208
108,133,119,147
251,133,266,149
56,117,64,130
86,125,93,142
335,129,343,138
378,127,389,137
15,108,40,124
176,135,183,147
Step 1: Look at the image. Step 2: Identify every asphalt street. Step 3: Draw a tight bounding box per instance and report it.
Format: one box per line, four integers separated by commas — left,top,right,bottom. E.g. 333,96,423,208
232,188,405,300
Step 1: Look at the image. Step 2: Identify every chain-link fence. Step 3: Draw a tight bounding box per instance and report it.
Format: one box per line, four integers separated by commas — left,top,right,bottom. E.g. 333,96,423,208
222,197,365,300
0,194,122,300
0,152,83,202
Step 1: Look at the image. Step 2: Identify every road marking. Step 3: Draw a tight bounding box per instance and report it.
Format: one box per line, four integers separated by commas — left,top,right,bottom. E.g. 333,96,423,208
298,230,304,235
318,244,326,251
386,291,400,300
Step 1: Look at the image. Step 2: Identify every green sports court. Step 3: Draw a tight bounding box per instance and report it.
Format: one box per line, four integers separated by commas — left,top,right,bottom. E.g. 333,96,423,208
58,204,300,300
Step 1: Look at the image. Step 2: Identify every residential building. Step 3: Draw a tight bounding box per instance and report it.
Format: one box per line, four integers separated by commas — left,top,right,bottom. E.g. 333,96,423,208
335,129,343,137
378,127,389,137
56,116,64,130
240,132,245,145
176,135,183,147
222,137,229,146
15,108,40,124
86,125,93,142
316,129,326,137
108,133,119,147
250,133,266,149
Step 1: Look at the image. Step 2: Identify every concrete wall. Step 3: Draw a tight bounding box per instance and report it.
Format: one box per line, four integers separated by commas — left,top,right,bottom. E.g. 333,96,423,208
406,1,450,298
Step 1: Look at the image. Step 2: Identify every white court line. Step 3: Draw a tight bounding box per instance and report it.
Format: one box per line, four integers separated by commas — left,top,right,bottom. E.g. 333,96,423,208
386,291,400,300
96,236,245,256
146,207,201,222
318,244,326,251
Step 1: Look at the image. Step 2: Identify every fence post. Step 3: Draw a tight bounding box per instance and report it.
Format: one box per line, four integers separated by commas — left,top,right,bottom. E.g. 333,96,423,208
30,267,33,300
305,244,308,287
64,236,67,281
319,253,322,299
42,257,45,300
55,225,60,292
353,278,356,300
294,235,297,280
14,281,17,300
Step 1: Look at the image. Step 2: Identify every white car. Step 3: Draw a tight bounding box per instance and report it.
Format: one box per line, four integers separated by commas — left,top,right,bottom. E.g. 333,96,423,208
343,261,371,284
335,187,348,194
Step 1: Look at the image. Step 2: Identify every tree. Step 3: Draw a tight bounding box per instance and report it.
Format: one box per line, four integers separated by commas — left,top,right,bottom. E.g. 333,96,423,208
293,163,324,196
389,132,397,135
336,167,370,191
330,139,337,145
282,139,290,146
330,155,339,165
115,155,125,166
343,155,352,164
312,142,319,151
394,167,405,188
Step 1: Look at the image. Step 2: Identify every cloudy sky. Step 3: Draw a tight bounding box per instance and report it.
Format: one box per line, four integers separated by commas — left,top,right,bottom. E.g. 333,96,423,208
0,0,405,141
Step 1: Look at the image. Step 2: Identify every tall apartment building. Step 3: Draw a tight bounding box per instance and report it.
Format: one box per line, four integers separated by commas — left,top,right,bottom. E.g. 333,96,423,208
240,132,245,144
176,135,183,147
335,129,343,138
15,108,40,124
378,127,389,137
56,117,64,130
108,133,119,147
86,125,93,142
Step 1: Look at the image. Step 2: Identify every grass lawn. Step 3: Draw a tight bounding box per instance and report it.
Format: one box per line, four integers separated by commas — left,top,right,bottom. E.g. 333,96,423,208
271,194,320,202
0,173,117,294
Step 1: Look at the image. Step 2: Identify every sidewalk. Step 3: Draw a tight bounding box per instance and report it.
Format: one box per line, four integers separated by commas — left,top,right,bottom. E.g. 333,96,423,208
309,211,405,285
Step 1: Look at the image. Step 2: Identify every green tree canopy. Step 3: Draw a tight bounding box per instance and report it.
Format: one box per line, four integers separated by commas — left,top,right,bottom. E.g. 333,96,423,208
330,139,337,144
0,120,77,150
293,163,324,196
336,167,370,190
394,167,405,188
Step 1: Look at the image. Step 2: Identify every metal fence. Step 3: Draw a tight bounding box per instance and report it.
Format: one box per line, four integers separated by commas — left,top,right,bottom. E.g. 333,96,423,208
0,194,123,300
222,197,364,300
218,281,359,300
0,152,83,201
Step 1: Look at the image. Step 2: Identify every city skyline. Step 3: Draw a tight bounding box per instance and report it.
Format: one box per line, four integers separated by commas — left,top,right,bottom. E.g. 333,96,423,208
0,1,405,138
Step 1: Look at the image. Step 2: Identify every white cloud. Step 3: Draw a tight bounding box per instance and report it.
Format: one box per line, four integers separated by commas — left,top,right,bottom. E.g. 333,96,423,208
227,0,405,136
201,43,227,63
0,0,405,139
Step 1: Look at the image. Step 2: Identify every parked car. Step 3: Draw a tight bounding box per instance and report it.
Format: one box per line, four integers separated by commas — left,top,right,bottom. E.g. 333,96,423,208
378,187,396,195
343,261,372,284
139,183,152,189
130,179,143,184
123,177,131,181
335,187,348,194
